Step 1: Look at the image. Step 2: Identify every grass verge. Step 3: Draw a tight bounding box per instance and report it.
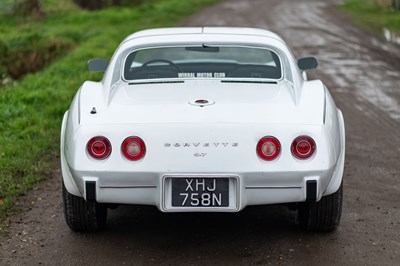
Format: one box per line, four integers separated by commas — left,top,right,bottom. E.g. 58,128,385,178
0,0,219,231
340,0,400,34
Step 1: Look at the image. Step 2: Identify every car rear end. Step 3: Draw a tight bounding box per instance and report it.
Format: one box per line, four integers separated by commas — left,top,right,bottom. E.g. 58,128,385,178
63,116,343,212
61,28,345,232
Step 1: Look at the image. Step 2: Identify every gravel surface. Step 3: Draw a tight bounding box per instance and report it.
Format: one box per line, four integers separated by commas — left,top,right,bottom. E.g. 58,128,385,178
1,0,400,265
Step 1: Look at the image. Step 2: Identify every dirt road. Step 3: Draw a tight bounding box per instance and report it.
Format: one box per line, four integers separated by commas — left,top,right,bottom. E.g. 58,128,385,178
1,0,400,265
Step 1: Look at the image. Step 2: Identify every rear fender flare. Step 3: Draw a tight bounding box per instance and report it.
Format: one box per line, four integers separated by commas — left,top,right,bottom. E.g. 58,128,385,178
60,111,82,197
324,109,345,195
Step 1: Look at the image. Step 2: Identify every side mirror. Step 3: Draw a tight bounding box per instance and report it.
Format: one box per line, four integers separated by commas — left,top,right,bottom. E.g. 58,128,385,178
298,57,318,71
88,59,109,72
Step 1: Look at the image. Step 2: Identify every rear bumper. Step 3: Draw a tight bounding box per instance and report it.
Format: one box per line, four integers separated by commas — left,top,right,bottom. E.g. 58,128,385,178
61,155,341,212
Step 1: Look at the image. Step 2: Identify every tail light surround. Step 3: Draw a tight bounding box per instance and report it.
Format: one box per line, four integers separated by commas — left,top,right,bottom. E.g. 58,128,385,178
87,136,111,159
291,136,316,159
257,136,281,161
121,136,146,161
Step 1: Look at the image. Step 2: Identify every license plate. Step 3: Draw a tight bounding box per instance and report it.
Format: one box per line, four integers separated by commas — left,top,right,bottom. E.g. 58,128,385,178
171,178,229,207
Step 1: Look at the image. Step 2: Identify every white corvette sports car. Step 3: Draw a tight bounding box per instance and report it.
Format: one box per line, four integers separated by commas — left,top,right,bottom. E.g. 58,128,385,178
61,27,345,232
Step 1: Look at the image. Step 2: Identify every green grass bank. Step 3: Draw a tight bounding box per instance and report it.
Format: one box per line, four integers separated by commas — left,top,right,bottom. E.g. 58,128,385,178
0,0,218,229
341,0,400,33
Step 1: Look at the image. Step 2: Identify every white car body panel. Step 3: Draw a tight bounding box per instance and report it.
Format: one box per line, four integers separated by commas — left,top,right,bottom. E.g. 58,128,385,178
61,27,345,212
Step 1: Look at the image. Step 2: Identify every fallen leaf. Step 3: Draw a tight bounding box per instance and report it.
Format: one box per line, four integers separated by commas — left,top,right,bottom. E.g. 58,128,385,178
0,199,4,206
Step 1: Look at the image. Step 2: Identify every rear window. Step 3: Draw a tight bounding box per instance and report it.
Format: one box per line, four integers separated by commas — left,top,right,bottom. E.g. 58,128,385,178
123,46,282,81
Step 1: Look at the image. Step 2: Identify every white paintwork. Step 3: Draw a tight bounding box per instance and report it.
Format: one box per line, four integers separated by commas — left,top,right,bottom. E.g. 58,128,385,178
61,27,345,212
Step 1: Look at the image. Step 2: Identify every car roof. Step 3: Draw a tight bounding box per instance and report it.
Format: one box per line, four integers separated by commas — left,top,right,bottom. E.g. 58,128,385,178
123,27,285,43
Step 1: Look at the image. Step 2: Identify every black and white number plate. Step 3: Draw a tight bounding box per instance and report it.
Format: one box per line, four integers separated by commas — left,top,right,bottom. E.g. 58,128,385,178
171,178,229,207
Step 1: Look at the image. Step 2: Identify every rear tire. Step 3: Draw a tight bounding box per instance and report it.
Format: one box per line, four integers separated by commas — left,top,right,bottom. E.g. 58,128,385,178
62,181,107,232
298,182,343,232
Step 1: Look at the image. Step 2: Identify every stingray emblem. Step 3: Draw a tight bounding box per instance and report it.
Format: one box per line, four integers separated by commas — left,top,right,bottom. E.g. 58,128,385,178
189,99,215,107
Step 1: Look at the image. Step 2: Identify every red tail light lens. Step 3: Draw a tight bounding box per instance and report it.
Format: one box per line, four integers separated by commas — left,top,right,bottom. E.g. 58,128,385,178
291,136,316,159
257,136,281,160
121,136,146,161
87,136,111,159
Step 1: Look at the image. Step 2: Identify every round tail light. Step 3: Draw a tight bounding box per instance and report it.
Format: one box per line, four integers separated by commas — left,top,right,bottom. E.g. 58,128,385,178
121,136,146,161
257,136,281,160
87,136,111,159
291,136,316,159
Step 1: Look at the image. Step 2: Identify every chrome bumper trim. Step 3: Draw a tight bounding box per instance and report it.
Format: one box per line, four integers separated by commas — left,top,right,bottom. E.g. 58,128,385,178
245,186,302,189
99,185,157,189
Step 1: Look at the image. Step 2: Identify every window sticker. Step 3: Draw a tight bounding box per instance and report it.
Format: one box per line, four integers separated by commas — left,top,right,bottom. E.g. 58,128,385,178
178,72,226,78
